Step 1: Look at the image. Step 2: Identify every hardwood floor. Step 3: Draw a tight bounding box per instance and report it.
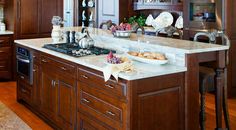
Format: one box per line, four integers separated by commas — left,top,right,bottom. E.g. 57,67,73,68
0,82,53,130
0,81,235,130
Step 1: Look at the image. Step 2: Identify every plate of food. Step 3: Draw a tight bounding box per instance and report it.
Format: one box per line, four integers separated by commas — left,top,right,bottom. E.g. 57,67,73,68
127,51,168,65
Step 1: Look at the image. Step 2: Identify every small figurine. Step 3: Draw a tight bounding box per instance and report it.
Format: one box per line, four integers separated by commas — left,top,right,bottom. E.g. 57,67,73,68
82,10,86,21
82,0,86,7
89,12,93,21
88,0,94,7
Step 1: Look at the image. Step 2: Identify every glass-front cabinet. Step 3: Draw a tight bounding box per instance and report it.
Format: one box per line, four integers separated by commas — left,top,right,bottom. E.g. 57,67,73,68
78,0,98,27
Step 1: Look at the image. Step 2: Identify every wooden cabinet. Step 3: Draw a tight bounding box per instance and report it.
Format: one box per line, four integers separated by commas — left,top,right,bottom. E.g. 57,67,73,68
4,0,63,39
17,78,33,104
40,55,77,130
0,0,5,4
77,66,185,130
40,70,58,122
0,35,13,80
16,45,186,130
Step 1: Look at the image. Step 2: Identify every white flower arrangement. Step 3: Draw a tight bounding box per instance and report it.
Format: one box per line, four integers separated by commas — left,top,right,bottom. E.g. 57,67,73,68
51,16,64,26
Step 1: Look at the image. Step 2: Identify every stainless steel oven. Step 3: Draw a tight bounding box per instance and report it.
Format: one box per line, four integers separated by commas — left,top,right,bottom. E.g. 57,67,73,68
187,0,225,31
16,47,33,85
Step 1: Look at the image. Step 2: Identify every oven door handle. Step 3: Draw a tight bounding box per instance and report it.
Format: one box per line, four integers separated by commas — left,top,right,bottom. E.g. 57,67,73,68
17,56,30,63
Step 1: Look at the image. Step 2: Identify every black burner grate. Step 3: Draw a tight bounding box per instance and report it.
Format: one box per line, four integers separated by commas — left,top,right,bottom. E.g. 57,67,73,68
43,43,116,57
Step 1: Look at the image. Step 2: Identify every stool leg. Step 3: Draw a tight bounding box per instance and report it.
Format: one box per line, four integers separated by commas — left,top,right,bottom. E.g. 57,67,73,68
200,78,207,130
215,69,224,130
223,90,230,130
223,68,230,130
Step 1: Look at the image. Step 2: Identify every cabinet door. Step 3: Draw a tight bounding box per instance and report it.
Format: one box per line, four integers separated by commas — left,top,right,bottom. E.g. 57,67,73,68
63,0,74,27
16,0,39,39
98,0,119,25
39,0,63,36
40,71,58,121
32,64,40,108
57,76,76,130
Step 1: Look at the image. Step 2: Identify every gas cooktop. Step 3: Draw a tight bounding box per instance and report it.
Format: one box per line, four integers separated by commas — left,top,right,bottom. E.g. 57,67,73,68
43,43,116,57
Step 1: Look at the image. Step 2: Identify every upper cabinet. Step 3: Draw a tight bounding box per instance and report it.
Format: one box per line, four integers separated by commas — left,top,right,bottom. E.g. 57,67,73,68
4,0,63,39
0,0,5,4
134,0,183,11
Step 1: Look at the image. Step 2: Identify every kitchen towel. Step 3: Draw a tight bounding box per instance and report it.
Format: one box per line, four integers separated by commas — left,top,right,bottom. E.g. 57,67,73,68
103,61,134,82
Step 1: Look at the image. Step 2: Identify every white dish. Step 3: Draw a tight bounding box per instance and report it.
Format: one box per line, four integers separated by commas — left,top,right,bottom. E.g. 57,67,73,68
145,14,154,26
175,16,183,29
127,53,168,65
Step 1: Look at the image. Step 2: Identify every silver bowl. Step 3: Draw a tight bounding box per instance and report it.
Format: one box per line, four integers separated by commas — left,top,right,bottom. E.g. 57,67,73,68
113,30,132,38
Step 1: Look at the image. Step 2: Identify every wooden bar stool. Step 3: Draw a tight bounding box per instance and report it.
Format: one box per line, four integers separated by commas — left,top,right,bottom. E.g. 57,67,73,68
194,32,231,130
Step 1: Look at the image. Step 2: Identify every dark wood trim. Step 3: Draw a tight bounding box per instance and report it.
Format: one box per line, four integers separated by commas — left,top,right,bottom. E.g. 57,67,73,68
185,53,199,130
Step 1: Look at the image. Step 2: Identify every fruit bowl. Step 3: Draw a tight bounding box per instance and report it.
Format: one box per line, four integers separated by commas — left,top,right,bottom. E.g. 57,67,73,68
113,30,132,38
111,23,133,38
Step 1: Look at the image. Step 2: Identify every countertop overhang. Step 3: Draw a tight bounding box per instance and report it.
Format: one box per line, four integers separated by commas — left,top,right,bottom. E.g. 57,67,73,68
14,27,229,81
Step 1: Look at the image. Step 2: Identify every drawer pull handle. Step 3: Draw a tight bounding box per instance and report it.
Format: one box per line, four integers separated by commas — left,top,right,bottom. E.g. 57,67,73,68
21,88,27,93
105,84,114,89
81,75,88,79
82,98,90,103
0,51,4,53
41,59,48,63
33,56,36,58
60,67,67,71
0,66,4,68
106,111,115,116
20,76,24,79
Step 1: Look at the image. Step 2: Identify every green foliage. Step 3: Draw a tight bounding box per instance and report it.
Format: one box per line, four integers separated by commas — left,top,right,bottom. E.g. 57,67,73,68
124,14,146,27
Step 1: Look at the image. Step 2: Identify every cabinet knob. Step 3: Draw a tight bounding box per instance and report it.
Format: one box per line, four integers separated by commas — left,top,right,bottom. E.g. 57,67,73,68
33,69,36,72
106,111,115,116
20,76,25,79
41,59,48,63
105,84,114,89
21,88,27,93
81,75,88,79
60,67,67,71
82,98,90,103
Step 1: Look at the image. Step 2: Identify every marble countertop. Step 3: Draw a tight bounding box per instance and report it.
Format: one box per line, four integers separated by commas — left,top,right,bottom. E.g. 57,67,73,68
0,30,14,35
63,27,229,54
14,38,187,81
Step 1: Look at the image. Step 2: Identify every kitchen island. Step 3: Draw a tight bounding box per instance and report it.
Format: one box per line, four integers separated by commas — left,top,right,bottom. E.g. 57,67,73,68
15,27,229,130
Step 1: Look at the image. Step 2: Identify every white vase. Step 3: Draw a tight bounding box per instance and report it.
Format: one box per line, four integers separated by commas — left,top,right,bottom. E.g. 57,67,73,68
51,25,62,43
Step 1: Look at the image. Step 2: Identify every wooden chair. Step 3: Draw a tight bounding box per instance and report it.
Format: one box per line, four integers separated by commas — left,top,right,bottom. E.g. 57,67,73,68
194,32,231,130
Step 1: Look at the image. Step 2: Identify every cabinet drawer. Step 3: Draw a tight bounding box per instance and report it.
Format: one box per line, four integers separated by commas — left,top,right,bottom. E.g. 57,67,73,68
78,112,115,130
78,67,127,98
80,90,122,123
0,47,11,57
0,60,9,71
18,80,32,104
41,56,76,77
32,51,40,64
0,36,10,47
